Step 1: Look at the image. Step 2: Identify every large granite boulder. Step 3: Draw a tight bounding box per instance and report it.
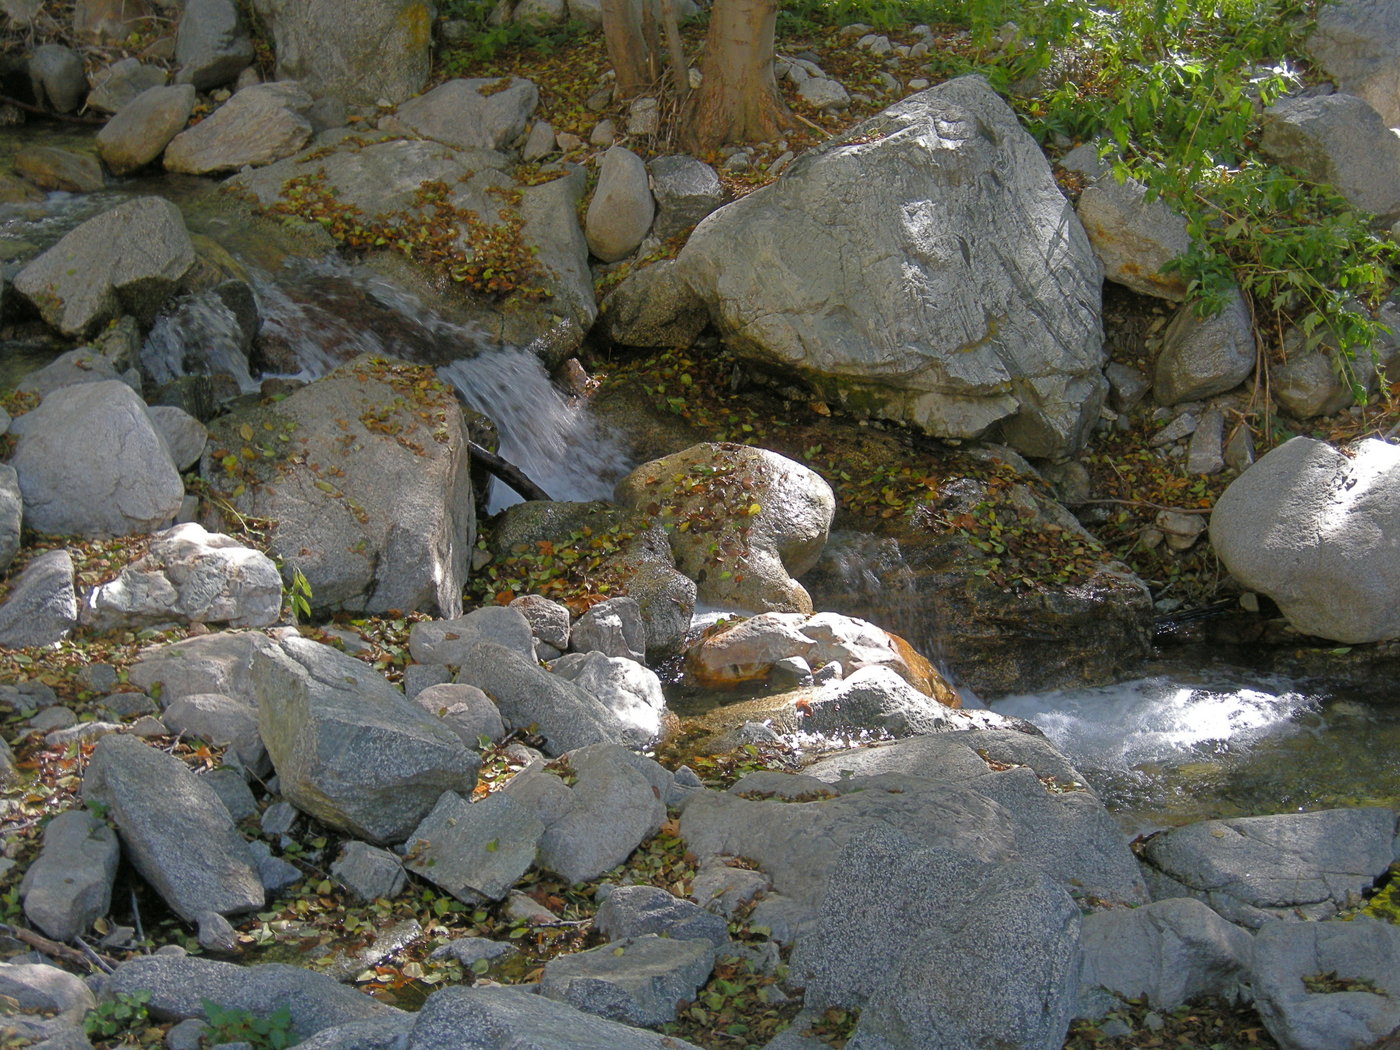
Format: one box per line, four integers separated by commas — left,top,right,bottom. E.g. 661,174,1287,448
1260,92,1400,220
174,0,254,90
201,356,475,618
97,84,198,175
378,77,538,152
1153,289,1256,405
1210,437,1400,643
19,809,120,943
1308,0,1400,127
1077,174,1191,300
129,630,281,703
250,0,434,107
674,75,1106,459
0,549,77,649
164,81,314,175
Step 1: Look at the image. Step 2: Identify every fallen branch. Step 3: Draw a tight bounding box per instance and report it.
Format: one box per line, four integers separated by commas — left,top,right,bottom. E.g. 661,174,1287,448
1080,498,1213,515
467,440,553,503
1,923,115,971
0,93,107,125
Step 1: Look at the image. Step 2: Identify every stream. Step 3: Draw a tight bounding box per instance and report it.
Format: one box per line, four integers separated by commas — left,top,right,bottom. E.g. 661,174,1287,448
4,145,1400,837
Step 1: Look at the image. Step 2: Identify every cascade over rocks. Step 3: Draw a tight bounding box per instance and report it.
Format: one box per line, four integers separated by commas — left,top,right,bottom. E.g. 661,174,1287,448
673,75,1106,459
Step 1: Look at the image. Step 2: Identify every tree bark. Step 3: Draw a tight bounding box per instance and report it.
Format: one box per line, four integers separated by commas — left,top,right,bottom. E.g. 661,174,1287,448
682,0,791,150
601,0,656,99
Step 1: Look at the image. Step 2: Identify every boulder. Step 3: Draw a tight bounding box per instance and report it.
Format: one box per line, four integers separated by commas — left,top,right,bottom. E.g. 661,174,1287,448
1077,175,1191,299
331,842,408,901
82,522,282,631
146,404,209,470
798,665,974,737
598,259,709,349
569,596,646,662
539,935,715,1027
1273,350,1355,419
1154,289,1255,404
29,44,86,113
548,651,666,745
411,683,506,747
510,593,570,652
674,75,1106,459
251,0,434,107
97,84,199,175
1210,437,1400,643
19,809,120,943
648,155,725,240
201,356,475,619
129,630,280,703
12,196,195,337
165,81,314,174
403,790,543,902
251,634,478,844
409,605,536,664
0,549,78,649
1308,0,1400,128
87,57,168,114
82,734,264,922
14,146,104,192
16,346,140,399
594,884,731,947
378,77,538,151
160,692,268,775
0,464,20,572
1139,807,1398,926
174,0,254,90
1260,93,1400,219
614,443,834,614
586,146,655,262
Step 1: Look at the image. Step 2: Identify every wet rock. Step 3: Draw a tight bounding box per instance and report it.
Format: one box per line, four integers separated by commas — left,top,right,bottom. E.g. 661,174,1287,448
411,683,506,747
15,146,104,193
165,81,314,174
97,84,198,175
1261,92,1400,219
252,635,477,843
598,258,709,349
595,884,731,947
1140,807,1399,926
0,549,78,649
1211,437,1400,643
331,842,408,901
29,44,86,113
174,0,254,90
539,935,716,1026
1154,290,1255,405
1308,0,1400,126
648,155,725,240
404,790,544,902
569,596,646,662
1077,175,1191,300
378,76,538,152
586,146,655,263
87,57,168,113
82,734,264,922
19,809,120,943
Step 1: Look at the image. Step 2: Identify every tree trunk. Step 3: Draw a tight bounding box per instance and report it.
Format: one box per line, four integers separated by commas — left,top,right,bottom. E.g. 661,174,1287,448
683,0,791,151
601,0,654,98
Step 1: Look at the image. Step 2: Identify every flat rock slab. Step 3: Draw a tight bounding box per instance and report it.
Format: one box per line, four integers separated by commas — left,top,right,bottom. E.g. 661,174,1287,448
19,809,119,942
404,790,543,902
540,934,715,1026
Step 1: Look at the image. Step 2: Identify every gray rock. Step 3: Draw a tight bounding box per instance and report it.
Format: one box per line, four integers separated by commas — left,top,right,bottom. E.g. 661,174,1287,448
594,884,731,947
409,606,536,664
428,936,518,967
98,84,199,177
14,146,104,193
1185,406,1225,474
379,77,538,152
1251,917,1400,1050
83,522,282,631
794,829,1080,1050
569,596,647,663
1076,898,1254,1017
0,961,95,1024
16,347,139,399
1106,361,1151,413
331,842,407,901
548,651,665,746
286,1016,416,1050
13,197,195,337
648,155,725,240
82,734,264,922
87,58,168,114
18,809,119,942
690,861,769,917
0,549,77,649
515,163,599,362
1,735,19,788
106,954,401,1037
455,640,631,755
1140,807,1398,926
252,635,477,843
796,666,975,738
403,790,543,902
1210,437,1400,642
165,81,313,174
539,935,716,1026
1273,350,1354,419
522,120,556,161
586,146,655,263
246,841,301,894
197,911,239,953
1154,291,1255,404
1308,0,1400,126
402,663,453,699
674,75,1105,459
174,0,254,90
166,1018,212,1050
510,593,570,650
411,683,506,747
249,0,432,107
797,76,851,110
29,44,87,113
1077,175,1191,300
129,631,280,703
0,463,24,573
146,405,208,471
260,800,298,837
598,258,709,350
200,768,258,822
1261,92,1400,219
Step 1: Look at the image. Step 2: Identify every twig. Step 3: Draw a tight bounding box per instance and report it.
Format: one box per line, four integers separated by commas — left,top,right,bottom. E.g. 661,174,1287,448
467,440,553,503
1,923,111,970
0,93,107,125
72,934,116,974
1081,498,1213,514
129,886,147,952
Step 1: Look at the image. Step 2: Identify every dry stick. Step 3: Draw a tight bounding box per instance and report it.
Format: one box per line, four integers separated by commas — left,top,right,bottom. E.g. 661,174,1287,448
0,93,106,125
466,440,553,502
129,886,147,952
72,934,116,974
1081,498,1212,515
1,923,112,970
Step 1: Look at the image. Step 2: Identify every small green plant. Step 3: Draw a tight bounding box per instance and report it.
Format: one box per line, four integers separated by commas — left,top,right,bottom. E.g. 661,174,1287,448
84,990,153,1046
288,567,313,625
201,1000,299,1050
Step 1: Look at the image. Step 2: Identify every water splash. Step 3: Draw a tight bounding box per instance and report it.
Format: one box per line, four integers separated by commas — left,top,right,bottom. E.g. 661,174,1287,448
142,288,258,392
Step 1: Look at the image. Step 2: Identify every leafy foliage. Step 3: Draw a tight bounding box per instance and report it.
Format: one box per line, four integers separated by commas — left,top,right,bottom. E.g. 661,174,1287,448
84,990,157,1048
200,1001,299,1050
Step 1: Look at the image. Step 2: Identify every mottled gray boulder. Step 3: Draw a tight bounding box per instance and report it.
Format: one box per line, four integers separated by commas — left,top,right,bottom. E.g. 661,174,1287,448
1252,918,1400,1050
379,77,538,151
83,522,282,631
146,404,208,470
15,146,104,192
614,444,834,614
648,155,725,240
539,935,716,1027
510,593,570,652
16,347,139,399
690,861,768,917
586,146,655,263
1210,437,1400,643
0,463,22,574
331,842,408,901
0,960,94,1046
13,197,195,337
97,84,198,175
161,692,267,775
429,936,518,968
175,0,254,89
29,44,86,113
1077,175,1191,299
1309,0,1400,126
799,665,977,737
106,954,401,1037
406,985,705,1050
202,356,475,619
19,809,119,943
1140,807,1398,926
409,605,535,664
794,830,1080,1050
569,596,646,662
251,0,434,107
251,635,477,844
1273,350,1355,419
411,683,506,747
1261,93,1400,219
1076,898,1254,1018
165,81,313,174
129,631,280,703
82,734,264,922
87,57,168,114
675,75,1105,459
598,259,709,349
403,791,543,902
549,651,665,745
1153,290,1255,404
594,884,731,947
455,640,631,755
0,549,77,649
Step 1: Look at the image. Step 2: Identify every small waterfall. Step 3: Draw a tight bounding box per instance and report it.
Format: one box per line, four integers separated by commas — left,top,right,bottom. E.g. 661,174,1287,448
142,288,258,392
